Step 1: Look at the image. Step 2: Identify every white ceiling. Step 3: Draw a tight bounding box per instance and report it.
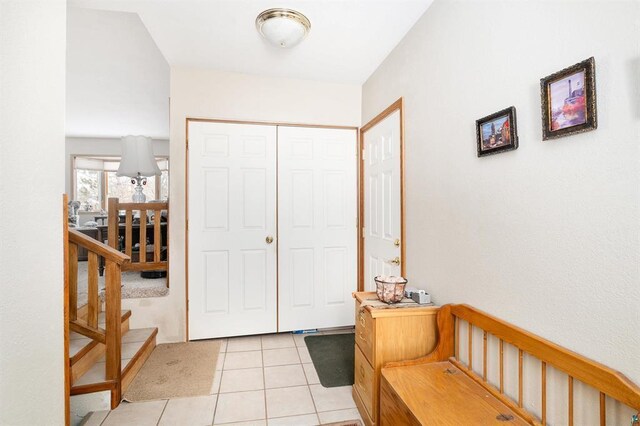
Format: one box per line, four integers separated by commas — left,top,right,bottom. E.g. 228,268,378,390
69,0,434,84
66,7,170,138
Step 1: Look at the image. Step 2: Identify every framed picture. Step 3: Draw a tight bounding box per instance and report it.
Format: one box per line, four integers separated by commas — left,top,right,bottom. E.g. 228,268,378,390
540,57,597,140
476,106,518,157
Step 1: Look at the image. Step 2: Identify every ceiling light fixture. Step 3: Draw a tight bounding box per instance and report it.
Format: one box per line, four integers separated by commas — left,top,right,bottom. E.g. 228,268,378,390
256,8,311,48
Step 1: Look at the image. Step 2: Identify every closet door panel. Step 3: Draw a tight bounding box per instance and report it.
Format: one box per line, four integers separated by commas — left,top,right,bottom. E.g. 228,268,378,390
278,126,357,331
188,121,277,339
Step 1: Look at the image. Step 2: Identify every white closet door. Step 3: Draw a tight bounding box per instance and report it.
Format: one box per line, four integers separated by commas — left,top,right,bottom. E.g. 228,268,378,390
363,110,402,291
188,121,277,340
278,126,357,331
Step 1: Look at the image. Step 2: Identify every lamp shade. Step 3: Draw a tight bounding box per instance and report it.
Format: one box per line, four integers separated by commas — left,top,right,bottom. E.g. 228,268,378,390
117,135,160,177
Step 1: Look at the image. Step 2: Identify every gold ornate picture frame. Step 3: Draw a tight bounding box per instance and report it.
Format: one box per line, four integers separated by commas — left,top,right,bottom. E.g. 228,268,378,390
541,57,597,140
476,106,518,157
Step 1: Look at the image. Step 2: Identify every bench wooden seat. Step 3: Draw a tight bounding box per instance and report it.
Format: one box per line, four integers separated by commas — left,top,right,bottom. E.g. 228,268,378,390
380,304,640,426
381,361,528,425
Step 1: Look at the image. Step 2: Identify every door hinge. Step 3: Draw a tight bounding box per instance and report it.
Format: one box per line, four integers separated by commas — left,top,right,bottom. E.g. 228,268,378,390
186,219,189,231
186,138,189,150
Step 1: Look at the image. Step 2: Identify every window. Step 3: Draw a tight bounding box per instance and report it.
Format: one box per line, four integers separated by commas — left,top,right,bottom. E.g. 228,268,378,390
75,169,102,211
73,156,169,211
106,172,157,202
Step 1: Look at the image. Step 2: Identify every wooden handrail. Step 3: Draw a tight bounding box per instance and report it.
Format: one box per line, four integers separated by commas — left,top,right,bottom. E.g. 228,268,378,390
68,229,130,265
123,262,167,272
118,201,168,211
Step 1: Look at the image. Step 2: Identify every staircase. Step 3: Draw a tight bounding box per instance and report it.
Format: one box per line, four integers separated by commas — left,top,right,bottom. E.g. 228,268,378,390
65,205,158,411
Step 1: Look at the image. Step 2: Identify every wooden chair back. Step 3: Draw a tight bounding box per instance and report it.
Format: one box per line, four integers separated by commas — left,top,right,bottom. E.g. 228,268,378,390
107,198,168,274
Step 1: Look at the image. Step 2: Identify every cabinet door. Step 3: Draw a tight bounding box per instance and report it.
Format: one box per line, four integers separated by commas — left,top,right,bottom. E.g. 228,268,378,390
277,126,357,331
188,121,277,339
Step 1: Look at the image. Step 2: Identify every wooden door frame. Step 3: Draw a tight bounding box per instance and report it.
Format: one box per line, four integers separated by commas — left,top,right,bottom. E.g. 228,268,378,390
184,117,359,341
358,98,405,291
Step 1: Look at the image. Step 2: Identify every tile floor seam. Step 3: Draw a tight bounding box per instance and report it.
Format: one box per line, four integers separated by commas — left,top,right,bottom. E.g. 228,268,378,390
302,367,320,422
98,410,109,426
209,392,222,426
296,343,321,419
210,397,220,425
266,409,321,421
154,399,169,426
263,383,311,391
265,384,316,421
211,387,271,396
221,365,265,371
262,346,268,422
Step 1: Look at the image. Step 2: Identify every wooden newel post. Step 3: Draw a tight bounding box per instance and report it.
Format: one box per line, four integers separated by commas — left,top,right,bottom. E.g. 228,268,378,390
104,260,122,407
108,198,119,249
68,243,78,321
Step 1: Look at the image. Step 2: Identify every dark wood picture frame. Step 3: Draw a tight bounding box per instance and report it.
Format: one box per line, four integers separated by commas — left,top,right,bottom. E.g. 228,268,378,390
540,57,597,140
476,106,518,157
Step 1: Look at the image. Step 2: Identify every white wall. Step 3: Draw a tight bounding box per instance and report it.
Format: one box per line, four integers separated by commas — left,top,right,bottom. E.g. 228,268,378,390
0,1,67,424
362,0,640,415
65,137,170,195
123,68,361,342
66,7,169,139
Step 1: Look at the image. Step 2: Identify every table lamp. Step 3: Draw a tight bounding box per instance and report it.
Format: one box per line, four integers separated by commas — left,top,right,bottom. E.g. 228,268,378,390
117,135,160,203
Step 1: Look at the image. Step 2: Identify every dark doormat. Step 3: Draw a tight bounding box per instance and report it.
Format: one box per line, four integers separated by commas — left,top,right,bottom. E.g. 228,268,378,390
305,333,355,387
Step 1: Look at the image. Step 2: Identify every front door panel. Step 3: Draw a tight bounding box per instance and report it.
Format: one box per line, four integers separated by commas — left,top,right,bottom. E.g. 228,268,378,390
363,111,402,291
188,121,277,339
278,126,357,331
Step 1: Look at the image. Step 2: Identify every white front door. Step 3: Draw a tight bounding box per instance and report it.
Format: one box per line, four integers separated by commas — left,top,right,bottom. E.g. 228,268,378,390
278,126,357,331
363,110,402,291
188,121,277,339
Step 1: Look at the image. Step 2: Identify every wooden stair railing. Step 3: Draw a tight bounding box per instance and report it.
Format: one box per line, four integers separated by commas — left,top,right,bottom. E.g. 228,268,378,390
67,228,130,407
107,197,168,277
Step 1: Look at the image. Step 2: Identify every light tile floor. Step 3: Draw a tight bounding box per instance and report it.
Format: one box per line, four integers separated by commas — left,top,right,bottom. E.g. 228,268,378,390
84,329,361,426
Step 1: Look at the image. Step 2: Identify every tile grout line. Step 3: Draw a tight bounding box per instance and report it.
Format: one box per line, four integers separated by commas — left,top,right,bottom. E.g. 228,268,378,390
261,336,269,425
209,394,217,425
98,409,109,426
155,399,169,426
210,344,225,425
295,342,322,423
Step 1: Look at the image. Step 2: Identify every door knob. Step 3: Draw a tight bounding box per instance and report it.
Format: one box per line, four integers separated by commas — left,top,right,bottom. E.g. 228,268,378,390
265,235,274,244
394,238,400,247
387,256,400,266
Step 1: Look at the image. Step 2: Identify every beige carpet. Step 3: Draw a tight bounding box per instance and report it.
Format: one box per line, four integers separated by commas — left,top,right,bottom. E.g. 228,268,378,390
76,261,168,306
124,341,220,402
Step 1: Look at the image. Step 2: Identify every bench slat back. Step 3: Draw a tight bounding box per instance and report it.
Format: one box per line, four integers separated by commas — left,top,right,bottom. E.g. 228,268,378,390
452,304,640,409
447,304,640,425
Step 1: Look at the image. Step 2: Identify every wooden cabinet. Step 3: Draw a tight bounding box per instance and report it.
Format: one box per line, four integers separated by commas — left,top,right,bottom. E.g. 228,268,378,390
352,292,439,426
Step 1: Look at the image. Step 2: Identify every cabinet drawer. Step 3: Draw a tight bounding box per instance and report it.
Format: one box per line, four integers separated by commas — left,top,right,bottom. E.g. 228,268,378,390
355,303,374,364
354,344,375,419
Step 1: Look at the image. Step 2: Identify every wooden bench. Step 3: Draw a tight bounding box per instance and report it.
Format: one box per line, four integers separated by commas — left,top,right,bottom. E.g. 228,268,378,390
380,304,640,425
